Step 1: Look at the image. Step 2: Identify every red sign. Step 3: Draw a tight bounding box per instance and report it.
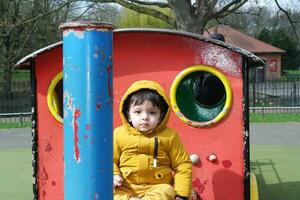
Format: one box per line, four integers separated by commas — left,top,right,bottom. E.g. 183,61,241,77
269,58,278,72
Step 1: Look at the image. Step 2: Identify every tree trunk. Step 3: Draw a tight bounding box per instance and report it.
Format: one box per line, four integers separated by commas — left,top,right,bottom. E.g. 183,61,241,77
2,35,12,95
168,0,206,34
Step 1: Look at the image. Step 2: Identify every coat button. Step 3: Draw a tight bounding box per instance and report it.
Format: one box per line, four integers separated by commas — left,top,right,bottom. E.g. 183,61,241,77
158,174,162,178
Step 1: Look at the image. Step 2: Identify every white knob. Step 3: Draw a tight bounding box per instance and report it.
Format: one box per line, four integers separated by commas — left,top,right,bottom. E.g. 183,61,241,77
208,153,217,162
190,154,200,164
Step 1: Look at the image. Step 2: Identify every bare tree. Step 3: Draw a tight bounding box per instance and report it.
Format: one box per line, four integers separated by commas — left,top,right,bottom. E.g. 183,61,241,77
0,0,72,93
82,0,299,44
84,0,249,34
273,0,300,43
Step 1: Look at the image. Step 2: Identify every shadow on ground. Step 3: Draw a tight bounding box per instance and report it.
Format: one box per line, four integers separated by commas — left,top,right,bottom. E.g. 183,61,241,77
251,160,300,200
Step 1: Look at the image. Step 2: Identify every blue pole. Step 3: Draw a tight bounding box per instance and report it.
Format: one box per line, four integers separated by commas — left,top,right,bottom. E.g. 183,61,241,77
60,21,114,200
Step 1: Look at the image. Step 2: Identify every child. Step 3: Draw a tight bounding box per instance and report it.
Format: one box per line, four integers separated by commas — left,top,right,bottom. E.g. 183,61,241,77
114,80,192,200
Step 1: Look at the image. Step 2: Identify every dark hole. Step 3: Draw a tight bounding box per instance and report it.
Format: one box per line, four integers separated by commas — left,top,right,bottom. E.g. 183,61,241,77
192,73,226,107
54,79,63,117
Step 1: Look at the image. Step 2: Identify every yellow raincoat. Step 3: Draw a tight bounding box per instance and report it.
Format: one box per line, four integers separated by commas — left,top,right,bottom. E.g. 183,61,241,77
114,80,192,199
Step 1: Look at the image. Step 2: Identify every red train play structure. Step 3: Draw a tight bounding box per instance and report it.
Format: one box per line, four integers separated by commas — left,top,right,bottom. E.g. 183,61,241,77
15,24,263,200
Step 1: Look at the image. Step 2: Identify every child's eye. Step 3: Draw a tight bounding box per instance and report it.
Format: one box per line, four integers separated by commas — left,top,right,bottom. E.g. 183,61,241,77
134,111,141,114
149,111,157,115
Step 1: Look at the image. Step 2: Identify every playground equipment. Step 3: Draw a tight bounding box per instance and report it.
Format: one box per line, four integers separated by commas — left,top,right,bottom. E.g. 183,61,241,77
15,21,263,200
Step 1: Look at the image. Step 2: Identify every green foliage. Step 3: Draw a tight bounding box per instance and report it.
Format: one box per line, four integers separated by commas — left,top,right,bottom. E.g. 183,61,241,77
117,7,173,29
257,27,300,70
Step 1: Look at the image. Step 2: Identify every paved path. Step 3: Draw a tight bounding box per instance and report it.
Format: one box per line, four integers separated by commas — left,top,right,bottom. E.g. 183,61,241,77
250,122,300,146
0,123,299,149
0,128,31,149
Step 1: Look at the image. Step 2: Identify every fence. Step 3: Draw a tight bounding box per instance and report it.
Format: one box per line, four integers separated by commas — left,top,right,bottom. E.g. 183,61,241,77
0,80,31,127
0,81,31,113
0,78,300,127
249,78,300,109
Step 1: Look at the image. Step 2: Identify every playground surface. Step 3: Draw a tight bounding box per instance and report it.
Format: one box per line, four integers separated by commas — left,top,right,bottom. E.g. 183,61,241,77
0,122,300,199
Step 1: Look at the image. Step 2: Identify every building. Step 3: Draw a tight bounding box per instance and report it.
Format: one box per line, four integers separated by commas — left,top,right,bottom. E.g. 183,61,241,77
204,25,286,80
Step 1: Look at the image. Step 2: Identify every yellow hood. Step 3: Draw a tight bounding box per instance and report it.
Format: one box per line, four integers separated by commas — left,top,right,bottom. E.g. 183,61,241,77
119,80,170,134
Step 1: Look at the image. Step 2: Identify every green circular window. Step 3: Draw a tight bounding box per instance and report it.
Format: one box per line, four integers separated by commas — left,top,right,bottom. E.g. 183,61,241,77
170,65,232,127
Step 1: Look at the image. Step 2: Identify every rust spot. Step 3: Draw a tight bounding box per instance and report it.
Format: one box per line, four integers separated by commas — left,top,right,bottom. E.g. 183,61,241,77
86,124,91,130
73,108,81,161
222,160,232,168
84,135,89,140
42,190,46,197
51,181,56,186
192,178,208,194
107,64,113,100
96,103,101,110
45,143,53,152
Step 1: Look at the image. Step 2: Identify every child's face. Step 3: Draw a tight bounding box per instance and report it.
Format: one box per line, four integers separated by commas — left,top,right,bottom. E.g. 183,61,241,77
128,100,161,133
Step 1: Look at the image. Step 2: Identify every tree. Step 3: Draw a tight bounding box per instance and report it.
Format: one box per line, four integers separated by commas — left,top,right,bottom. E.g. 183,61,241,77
84,0,299,44
257,27,300,70
88,0,249,34
219,5,273,36
0,0,73,93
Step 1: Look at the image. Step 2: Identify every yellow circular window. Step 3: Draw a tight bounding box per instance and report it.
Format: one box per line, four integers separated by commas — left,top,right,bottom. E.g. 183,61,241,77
47,72,63,123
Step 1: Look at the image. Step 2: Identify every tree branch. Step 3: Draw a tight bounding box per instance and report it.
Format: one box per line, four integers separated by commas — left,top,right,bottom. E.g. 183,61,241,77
216,0,248,18
114,0,175,25
124,0,170,8
274,0,299,43
7,0,73,35
88,0,175,25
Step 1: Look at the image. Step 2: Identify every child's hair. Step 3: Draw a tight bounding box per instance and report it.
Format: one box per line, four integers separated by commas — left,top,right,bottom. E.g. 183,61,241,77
123,89,169,122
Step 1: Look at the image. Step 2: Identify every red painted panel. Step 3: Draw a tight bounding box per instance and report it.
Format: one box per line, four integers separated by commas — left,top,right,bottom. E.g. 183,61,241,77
34,31,245,200
113,32,244,200
35,47,64,200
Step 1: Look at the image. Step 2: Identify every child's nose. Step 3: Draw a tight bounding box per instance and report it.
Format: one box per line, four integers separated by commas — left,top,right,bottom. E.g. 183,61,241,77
141,112,149,119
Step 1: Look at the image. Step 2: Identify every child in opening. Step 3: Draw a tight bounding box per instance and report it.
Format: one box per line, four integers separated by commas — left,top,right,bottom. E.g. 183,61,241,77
114,80,192,200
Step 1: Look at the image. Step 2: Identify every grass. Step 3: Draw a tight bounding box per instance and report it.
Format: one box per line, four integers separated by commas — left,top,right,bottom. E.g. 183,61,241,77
0,122,31,129
1,145,299,199
0,70,30,81
251,145,300,199
250,112,300,123
0,149,33,199
285,70,300,76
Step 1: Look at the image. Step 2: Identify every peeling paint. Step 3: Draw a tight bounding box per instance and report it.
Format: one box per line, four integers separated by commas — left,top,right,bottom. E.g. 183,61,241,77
94,46,106,62
51,181,56,186
192,178,209,194
41,167,49,181
63,30,85,39
45,143,53,152
96,103,101,111
199,44,242,77
222,160,232,168
72,108,81,162
42,190,47,198
94,192,99,200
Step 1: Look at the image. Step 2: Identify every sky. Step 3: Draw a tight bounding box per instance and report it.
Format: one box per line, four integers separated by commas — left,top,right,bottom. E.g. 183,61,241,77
256,0,300,10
